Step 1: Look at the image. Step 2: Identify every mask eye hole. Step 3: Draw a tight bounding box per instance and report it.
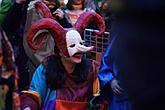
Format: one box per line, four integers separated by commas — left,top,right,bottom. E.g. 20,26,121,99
69,44,75,47
80,42,83,45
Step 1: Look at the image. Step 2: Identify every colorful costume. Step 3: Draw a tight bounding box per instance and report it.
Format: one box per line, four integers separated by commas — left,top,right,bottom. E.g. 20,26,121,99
22,58,102,110
21,6,107,109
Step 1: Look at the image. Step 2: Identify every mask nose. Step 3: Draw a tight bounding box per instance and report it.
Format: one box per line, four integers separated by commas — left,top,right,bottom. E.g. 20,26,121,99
76,44,94,53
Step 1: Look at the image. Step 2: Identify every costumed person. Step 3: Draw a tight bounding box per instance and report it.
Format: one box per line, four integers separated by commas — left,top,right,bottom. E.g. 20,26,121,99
20,11,107,110
54,0,96,26
23,0,71,80
98,0,165,110
98,42,132,110
2,0,30,92
0,27,20,110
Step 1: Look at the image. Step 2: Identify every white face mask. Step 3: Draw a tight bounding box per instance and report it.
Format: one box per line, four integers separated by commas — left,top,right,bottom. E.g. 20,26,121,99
66,30,94,57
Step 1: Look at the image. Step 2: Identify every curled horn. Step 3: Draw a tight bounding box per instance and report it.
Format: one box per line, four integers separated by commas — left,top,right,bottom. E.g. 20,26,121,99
73,11,105,36
35,1,53,18
27,18,69,56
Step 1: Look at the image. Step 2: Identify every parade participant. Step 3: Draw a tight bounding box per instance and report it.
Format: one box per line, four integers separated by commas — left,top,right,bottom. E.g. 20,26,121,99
54,0,96,26
98,41,132,110
98,0,165,110
21,11,107,110
2,0,30,92
0,27,20,110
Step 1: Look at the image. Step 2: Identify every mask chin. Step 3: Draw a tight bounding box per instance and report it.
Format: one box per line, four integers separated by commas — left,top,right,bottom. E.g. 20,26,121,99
70,54,82,63
61,53,82,64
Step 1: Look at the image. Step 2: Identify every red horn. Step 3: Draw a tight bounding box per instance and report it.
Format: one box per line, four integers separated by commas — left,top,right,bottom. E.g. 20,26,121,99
27,18,69,56
35,1,53,18
73,11,105,36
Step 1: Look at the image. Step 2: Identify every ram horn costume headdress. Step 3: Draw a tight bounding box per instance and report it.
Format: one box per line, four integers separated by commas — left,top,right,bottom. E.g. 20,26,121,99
27,4,105,57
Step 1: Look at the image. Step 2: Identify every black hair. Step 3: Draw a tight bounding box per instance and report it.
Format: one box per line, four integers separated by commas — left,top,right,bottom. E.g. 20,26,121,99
43,50,92,90
44,55,65,90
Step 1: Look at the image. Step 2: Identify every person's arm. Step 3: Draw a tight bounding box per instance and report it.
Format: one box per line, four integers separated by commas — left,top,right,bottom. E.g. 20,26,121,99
98,42,114,88
53,8,72,28
21,64,47,110
0,0,12,25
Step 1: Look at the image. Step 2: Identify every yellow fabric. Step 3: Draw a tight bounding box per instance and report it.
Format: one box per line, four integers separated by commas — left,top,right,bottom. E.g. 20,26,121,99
93,77,100,96
92,60,100,96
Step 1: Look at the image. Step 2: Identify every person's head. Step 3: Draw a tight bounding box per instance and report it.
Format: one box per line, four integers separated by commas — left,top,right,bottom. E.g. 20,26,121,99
61,30,93,64
52,30,86,65
42,0,60,11
66,0,85,10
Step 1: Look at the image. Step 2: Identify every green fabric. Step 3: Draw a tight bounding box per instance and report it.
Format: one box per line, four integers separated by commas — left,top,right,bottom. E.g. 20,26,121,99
0,86,5,109
0,0,12,25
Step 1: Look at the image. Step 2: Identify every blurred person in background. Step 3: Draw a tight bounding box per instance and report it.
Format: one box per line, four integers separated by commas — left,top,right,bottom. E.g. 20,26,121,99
98,39,132,110
0,27,19,110
98,0,165,110
54,0,96,26
2,0,30,92
98,2,132,110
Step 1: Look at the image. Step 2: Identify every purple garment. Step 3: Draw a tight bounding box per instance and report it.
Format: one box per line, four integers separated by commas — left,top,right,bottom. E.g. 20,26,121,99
56,70,94,101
